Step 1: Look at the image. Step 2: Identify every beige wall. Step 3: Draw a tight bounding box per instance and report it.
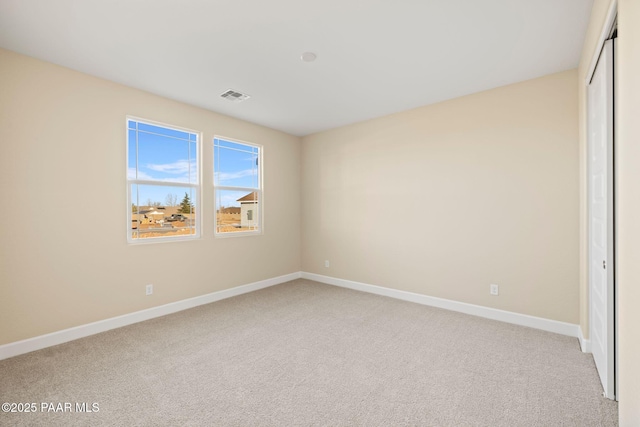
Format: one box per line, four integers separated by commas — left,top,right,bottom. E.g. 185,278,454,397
0,48,301,345
301,70,579,324
616,1,640,424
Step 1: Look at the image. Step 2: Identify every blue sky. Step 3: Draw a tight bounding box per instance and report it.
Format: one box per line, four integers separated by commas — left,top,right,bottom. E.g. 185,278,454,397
128,120,259,209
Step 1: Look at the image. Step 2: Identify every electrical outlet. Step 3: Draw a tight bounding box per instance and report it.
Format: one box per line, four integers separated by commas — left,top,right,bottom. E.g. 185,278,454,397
146,284,153,296
490,284,499,296
325,260,330,268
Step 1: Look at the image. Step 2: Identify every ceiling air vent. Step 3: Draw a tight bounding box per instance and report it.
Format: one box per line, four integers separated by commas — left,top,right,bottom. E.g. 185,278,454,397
220,89,250,102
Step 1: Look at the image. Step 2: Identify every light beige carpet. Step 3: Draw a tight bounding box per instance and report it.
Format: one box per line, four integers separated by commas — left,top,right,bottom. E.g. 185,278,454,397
0,279,618,426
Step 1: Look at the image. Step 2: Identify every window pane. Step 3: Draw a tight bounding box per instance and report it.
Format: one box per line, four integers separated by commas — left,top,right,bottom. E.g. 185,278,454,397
131,184,197,240
136,130,197,184
127,129,138,179
214,139,259,188
190,140,197,183
138,122,190,141
127,119,200,243
215,189,259,233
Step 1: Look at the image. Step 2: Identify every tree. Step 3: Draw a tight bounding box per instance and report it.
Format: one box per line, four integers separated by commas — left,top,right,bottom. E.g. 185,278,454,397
165,193,178,207
145,198,161,208
178,192,194,214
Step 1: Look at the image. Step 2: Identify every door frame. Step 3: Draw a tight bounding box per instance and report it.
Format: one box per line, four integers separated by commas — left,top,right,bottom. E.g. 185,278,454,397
585,1,617,401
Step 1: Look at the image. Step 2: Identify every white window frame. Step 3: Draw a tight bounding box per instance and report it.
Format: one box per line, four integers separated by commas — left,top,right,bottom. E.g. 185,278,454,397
213,136,263,237
126,116,202,244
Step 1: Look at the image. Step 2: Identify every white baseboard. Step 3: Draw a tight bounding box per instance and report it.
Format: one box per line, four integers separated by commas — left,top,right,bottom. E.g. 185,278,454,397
0,272,301,361
301,272,581,338
1,271,583,361
579,327,592,353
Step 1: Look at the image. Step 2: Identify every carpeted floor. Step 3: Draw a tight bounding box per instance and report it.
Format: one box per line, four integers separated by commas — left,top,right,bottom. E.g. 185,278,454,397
0,279,618,426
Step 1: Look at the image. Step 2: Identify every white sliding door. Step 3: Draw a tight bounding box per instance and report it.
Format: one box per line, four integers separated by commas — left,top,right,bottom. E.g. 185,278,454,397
587,38,615,400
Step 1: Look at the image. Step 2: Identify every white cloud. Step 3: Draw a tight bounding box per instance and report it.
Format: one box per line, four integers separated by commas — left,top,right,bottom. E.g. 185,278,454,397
127,167,153,180
146,160,195,175
215,169,257,182
130,160,198,183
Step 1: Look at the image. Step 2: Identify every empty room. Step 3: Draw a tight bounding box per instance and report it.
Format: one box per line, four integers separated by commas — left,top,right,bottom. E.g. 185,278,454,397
1,0,639,426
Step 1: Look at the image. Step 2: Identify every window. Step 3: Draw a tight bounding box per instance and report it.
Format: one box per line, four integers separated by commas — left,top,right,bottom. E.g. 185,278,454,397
127,118,200,242
214,137,261,235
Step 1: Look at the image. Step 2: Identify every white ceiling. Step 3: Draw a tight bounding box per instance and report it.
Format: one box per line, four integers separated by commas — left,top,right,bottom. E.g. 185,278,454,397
0,0,593,136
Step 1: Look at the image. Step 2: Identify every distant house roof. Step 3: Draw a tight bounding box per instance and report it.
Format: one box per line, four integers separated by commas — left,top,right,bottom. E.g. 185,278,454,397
237,192,257,202
138,206,181,216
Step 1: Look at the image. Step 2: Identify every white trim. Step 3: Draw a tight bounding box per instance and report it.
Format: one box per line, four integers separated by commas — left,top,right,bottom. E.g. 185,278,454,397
301,272,581,338
579,327,592,353
0,272,301,361
585,0,617,85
